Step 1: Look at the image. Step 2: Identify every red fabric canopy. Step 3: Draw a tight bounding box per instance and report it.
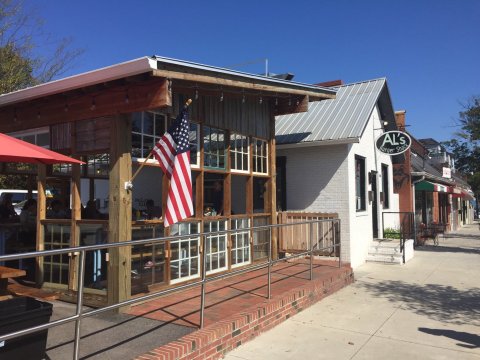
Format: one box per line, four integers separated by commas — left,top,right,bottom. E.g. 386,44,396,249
0,133,84,165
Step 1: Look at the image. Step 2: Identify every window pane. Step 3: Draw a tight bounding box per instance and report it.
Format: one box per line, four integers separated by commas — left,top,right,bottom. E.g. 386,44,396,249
132,134,142,158
144,112,154,135
132,112,142,133
154,114,166,137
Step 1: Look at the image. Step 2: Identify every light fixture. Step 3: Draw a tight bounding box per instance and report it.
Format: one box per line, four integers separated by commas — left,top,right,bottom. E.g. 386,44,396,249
125,91,130,104
37,111,41,120
195,89,199,100
90,98,96,111
383,121,388,126
275,98,278,106
242,94,245,103
220,92,224,102
296,99,299,106
288,98,292,106
64,104,69,112
259,96,263,104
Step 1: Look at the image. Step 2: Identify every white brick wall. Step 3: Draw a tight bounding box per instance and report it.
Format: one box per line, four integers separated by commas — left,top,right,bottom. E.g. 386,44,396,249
277,144,352,264
278,105,400,268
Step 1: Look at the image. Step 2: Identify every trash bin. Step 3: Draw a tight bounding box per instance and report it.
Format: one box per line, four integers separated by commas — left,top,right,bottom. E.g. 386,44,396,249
0,296,53,360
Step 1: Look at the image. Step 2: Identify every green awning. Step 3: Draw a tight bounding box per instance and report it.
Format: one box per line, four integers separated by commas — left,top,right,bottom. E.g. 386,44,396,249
415,180,448,192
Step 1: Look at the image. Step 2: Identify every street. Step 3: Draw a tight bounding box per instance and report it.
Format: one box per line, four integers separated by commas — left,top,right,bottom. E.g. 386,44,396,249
225,223,480,360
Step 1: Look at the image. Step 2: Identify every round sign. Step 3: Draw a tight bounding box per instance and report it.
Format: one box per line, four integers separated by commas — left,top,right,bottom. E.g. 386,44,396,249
375,131,411,155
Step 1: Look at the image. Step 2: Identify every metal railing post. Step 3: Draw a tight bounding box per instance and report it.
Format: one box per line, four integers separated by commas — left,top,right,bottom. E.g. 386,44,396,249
309,222,314,280
267,227,272,299
73,250,86,360
200,234,207,328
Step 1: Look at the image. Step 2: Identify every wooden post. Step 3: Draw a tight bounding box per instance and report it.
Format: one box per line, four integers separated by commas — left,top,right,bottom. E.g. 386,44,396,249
68,161,81,291
107,114,132,310
268,115,278,260
35,164,47,286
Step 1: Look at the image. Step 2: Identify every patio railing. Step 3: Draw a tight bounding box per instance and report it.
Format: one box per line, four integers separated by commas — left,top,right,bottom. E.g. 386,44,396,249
0,218,341,360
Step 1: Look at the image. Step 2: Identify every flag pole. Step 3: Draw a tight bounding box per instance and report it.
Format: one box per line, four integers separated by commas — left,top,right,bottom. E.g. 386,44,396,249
125,98,193,190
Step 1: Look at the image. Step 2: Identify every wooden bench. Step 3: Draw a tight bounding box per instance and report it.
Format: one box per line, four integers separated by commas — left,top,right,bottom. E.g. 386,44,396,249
0,265,26,295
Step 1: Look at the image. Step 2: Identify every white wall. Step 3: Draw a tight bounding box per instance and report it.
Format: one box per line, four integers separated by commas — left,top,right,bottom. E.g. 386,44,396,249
277,144,351,264
278,105,400,268
347,105,400,267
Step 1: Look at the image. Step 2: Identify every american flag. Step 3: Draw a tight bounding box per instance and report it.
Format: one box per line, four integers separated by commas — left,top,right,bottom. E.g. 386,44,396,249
152,107,193,227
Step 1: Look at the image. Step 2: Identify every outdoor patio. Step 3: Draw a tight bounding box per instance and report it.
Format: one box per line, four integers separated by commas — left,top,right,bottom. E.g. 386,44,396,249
43,257,352,359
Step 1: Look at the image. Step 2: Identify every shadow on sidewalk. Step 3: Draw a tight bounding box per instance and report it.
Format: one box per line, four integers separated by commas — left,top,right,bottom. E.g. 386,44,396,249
359,280,480,326
444,233,480,240
418,327,480,349
416,245,480,255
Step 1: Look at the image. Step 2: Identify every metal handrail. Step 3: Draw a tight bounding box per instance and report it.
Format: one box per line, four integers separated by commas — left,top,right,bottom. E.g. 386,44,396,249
0,218,341,360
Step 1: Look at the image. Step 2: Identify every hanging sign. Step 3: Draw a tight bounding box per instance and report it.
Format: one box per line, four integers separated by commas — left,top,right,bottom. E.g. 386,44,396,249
375,131,411,155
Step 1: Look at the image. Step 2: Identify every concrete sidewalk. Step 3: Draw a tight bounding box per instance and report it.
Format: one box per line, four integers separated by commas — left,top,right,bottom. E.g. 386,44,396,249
225,223,480,360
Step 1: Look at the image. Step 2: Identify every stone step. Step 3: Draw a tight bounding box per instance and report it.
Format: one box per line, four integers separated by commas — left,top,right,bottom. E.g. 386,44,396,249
368,246,401,255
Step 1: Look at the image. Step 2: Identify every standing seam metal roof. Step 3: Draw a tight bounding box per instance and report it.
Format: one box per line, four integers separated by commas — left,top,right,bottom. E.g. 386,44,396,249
275,78,386,145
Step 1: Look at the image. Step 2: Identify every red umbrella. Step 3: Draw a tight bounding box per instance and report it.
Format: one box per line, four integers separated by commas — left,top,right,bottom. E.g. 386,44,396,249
0,132,84,164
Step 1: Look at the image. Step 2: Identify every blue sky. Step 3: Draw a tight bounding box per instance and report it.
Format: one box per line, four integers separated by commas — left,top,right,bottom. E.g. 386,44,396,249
25,0,479,141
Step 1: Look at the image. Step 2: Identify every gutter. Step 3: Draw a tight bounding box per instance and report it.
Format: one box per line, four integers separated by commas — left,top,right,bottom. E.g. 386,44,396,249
276,137,360,150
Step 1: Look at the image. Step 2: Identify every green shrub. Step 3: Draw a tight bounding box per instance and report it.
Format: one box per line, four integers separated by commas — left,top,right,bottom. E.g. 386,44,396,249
383,227,401,239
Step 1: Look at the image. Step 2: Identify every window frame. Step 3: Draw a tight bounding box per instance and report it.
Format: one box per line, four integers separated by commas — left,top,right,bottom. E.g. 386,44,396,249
355,155,366,212
203,126,227,170
252,137,268,175
230,133,250,174
381,163,389,209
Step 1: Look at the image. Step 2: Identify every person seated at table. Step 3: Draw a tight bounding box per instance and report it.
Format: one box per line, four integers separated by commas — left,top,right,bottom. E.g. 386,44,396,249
83,200,106,219
143,199,162,220
47,199,68,219
19,198,37,232
0,193,18,222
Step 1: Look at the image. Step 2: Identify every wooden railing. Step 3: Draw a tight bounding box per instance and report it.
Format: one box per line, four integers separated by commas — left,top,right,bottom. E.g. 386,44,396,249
277,212,339,256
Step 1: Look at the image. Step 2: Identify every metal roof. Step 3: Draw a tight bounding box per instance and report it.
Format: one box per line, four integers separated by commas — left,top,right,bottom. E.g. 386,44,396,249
0,56,335,107
275,78,387,145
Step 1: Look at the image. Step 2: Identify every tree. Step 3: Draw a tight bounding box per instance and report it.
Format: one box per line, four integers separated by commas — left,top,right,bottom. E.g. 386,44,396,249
443,96,480,217
459,96,480,141
0,0,83,94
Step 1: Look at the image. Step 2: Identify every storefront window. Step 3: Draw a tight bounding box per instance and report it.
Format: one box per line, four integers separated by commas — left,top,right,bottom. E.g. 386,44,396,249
231,218,250,267
204,126,226,169
252,138,268,174
355,155,366,211
230,133,249,172
131,111,168,159
381,164,389,209
169,221,200,284
204,220,228,274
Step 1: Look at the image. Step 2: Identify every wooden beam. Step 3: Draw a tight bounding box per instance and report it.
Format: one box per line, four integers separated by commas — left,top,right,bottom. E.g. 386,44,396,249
0,78,172,133
107,114,132,310
68,161,81,291
35,164,46,287
274,95,309,116
153,70,334,100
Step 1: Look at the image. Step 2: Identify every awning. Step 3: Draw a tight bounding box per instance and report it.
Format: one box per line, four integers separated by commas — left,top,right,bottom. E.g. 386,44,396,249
415,180,448,192
0,133,84,165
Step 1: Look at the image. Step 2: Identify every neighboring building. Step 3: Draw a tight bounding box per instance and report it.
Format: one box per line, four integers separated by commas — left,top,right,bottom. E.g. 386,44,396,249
275,78,401,268
0,56,336,305
393,115,475,234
